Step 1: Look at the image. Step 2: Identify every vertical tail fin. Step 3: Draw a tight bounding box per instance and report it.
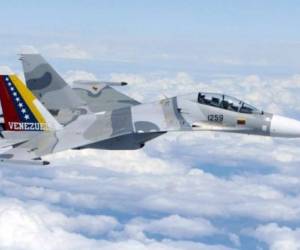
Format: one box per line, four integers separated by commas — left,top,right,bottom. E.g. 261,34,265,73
19,53,85,111
0,74,62,131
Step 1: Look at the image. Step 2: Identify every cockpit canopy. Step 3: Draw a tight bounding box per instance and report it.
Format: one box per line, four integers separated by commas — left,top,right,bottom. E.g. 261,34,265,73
197,92,261,114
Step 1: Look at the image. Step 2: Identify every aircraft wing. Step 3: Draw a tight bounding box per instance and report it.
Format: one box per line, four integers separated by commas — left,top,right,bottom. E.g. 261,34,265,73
72,81,140,112
0,111,134,161
0,127,132,162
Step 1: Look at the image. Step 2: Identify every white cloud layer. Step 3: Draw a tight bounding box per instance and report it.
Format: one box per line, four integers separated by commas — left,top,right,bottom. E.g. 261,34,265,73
0,198,233,250
119,215,219,241
250,223,300,250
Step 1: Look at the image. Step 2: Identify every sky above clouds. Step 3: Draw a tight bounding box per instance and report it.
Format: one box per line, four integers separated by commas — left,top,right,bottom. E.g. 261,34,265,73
1,1,300,250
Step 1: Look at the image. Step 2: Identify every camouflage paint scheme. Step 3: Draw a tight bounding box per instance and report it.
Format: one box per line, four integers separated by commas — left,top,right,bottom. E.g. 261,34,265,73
19,53,156,151
20,54,140,125
0,54,295,165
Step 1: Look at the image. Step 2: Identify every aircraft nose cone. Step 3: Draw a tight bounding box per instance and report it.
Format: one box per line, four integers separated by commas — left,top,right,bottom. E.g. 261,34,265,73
270,115,300,138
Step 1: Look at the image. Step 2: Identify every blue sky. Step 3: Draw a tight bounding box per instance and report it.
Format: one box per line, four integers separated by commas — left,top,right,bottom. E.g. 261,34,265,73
1,1,300,250
3,0,299,40
2,0,300,75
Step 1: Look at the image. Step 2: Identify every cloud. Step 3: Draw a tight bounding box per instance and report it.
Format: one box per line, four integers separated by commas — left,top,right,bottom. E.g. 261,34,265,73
0,199,109,250
63,70,97,84
4,150,300,222
42,43,92,59
0,198,233,250
122,215,219,240
228,233,240,247
30,206,119,237
249,223,300,250
46,148,185,174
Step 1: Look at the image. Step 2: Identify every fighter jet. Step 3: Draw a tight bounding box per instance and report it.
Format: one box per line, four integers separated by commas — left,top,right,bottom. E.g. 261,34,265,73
0,55,299,165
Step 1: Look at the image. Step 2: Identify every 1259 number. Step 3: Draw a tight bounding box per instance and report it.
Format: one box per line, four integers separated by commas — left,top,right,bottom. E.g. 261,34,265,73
208,114,223,122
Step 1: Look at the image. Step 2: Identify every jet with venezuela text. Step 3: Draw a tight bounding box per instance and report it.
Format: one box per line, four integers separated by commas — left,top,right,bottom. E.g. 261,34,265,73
0,53,299,165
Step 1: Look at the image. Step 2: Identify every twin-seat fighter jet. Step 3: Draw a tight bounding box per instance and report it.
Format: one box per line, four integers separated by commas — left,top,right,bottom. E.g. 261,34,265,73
0,53,299,165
